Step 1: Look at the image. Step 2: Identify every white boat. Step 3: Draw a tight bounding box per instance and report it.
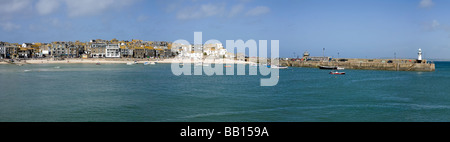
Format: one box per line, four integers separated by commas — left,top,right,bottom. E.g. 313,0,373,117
271,65,288,69
202,64,209,67
54,66,60,69
144,62,149,65
150,62,156,65
250,63,258,67
195,62,202,66
126,62,134,65
337,67,345,70
330,71,345,75
24,70,31,72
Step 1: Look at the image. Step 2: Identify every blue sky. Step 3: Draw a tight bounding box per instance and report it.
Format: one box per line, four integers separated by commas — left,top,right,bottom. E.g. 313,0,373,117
0,0,449,59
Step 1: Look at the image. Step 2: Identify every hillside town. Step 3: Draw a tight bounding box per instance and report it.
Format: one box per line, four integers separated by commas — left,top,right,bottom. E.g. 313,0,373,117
0,39,237,61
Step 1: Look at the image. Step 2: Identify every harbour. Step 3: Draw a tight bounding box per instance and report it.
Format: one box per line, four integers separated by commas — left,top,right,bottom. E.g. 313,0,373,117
280,49,435,72
281,58,435,72
1,0,449,139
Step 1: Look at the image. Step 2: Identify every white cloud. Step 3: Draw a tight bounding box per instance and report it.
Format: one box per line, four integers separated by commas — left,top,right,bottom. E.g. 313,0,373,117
65,0,137,17
424,20,442,31
36,0,61,15
431,20,440,28
165,2,181,13
176,3,226,20
0,21,21,31
169,0,271,20
424,20,450,38
229,4,244,17
245,6,270,16
0,0,32,14
419,0,434,8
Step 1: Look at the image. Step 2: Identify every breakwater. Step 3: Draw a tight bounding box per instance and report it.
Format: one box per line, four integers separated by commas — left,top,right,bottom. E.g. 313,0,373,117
280,58,435,72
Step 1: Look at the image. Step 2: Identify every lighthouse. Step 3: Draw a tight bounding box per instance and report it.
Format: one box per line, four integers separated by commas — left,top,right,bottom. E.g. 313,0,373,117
417,48,422,63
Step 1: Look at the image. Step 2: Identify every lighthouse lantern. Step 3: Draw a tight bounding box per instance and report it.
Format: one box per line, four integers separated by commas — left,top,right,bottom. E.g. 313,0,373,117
417,48,422,63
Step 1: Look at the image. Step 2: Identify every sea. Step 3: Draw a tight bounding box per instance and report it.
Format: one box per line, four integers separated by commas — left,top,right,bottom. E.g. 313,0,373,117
0,62,449,122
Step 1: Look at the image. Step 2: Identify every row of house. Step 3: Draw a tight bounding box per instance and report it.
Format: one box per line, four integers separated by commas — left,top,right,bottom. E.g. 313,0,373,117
0,40,175,59
1,39,237,60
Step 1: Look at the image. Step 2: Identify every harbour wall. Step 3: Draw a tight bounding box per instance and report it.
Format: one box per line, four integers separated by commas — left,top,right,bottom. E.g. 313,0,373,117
279,58,435,72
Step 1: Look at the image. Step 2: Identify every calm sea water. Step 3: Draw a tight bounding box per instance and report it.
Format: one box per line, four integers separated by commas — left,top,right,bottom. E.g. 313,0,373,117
0,62,449,122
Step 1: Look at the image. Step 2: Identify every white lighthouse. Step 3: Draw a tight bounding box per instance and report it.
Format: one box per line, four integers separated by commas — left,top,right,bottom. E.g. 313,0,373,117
418,48,422,63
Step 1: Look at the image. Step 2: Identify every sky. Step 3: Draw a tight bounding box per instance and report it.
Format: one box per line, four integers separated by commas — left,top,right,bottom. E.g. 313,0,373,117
0,0,449,59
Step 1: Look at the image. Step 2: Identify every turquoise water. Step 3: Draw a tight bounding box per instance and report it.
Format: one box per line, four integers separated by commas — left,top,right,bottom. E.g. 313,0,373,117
0,62,449,122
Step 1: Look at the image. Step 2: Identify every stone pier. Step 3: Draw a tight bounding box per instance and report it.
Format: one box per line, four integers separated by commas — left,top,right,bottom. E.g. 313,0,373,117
279,58,435,72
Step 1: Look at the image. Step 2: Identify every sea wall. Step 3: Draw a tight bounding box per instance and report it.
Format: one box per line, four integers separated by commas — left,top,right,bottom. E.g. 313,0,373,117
280,58,435,72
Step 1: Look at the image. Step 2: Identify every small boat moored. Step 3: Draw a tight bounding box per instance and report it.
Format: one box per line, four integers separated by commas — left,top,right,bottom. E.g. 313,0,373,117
319,66,337,70
329,71,345,75
320,66,345,70
271,65,288,69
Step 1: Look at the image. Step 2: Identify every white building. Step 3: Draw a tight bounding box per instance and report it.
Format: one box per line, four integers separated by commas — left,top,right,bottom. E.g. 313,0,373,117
190,51,203,59
40,45,50,57
106,44,120,58
178,44,193,58
203,43,227,58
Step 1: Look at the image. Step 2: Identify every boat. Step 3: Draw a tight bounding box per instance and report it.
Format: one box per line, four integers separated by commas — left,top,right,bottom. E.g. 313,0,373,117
329,71,345,75
150,62,156,65
96,62,101,65
250,63,258,67
337,67,345,70
224,65,232,67
24,70,31,72
126,62,134,65
202,64,209,67
195,62,202,66
144,62,149,65
54,66,60,69
319,66,337,70
271,65,288,69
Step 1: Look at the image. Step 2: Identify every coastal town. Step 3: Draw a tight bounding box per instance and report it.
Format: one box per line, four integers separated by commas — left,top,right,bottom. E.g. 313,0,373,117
0,39,237,61
0,39,435,72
